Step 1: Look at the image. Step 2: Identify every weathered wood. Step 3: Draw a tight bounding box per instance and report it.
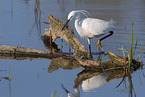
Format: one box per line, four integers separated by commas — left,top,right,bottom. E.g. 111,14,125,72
74,53,100,66
0,45,68,60
42,15,88,57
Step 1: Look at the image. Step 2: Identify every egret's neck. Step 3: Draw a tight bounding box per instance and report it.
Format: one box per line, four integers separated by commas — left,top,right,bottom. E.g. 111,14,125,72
74,15,83,37
75,16,81,27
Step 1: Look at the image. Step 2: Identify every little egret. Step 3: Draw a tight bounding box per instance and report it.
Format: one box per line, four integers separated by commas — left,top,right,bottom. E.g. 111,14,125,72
61,10,115,53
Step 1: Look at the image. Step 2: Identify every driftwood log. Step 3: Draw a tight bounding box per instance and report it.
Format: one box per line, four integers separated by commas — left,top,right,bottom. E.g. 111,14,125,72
0,45,68,60
42,15,88,57
0,14,142,71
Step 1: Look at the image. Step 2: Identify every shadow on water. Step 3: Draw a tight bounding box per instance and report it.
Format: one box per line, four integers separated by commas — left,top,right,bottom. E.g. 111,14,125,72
41,34,145,97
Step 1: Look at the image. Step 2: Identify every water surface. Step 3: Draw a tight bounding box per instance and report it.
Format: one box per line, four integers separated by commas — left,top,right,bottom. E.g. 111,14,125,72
0,0,145,97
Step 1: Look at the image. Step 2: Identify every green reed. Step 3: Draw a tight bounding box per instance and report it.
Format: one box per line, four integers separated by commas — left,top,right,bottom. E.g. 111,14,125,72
51,91,62,97
117,22,145,97
119,22,135,71
51,91,56,97
126,22,134,71
120,22,143,71
126,22,145,71
8,63,11,81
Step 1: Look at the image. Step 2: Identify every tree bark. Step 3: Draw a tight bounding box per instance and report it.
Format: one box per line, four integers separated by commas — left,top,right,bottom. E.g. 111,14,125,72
0,45,68,60
42,15,88,57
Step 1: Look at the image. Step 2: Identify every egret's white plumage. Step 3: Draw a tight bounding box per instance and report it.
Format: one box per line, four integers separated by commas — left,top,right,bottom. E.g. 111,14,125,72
62,10,115,52
75,18,115,38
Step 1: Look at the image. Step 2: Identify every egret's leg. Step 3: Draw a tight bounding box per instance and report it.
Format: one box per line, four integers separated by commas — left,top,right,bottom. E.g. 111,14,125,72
100,31,114,41
97,40,104,52
87,38,91,54
97,40,102,52
97,31,114,51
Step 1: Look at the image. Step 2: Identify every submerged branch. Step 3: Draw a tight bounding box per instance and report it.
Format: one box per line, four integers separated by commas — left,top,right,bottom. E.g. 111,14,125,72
0,45,68,60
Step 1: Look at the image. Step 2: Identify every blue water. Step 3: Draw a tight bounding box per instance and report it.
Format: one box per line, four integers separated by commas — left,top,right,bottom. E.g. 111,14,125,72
0,0,145,97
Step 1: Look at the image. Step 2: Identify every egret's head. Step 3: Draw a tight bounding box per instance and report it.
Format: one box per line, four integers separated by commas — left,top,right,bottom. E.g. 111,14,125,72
68,10,90,20
61,11,76,31
67,11,76,21
61,10,90,31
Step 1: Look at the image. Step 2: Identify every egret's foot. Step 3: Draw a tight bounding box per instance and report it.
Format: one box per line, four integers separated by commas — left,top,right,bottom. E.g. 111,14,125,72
97,40,102,52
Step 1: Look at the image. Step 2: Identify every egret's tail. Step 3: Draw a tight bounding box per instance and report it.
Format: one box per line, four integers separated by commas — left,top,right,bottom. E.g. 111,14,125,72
109,19,116,24
108,19,116,31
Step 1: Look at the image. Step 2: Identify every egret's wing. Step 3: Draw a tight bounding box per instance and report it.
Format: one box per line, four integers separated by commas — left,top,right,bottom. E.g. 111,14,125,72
81,18,115,38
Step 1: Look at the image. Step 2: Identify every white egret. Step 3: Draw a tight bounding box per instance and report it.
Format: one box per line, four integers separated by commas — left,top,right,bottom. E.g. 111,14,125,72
61,10,115,52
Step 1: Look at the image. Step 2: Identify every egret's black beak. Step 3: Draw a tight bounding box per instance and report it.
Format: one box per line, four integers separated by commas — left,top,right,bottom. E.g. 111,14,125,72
61,16,73,31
